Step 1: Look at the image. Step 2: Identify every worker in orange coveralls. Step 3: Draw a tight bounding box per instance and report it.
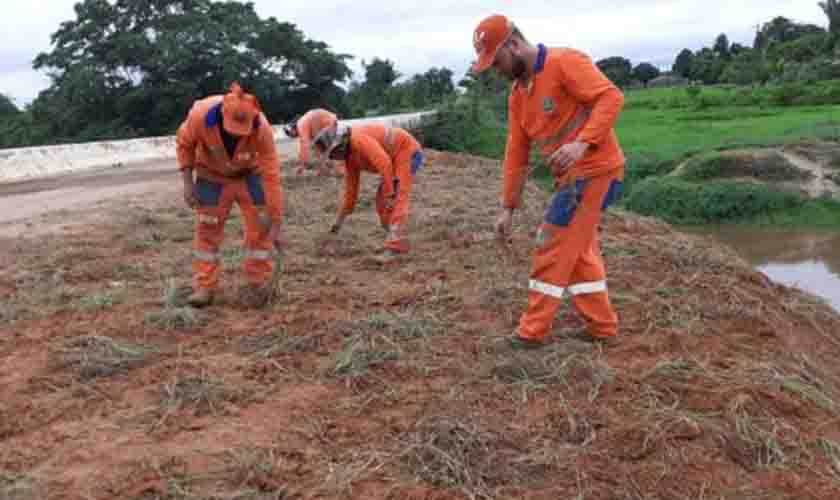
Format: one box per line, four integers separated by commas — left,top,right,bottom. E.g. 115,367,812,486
176,82,285,307
282,109,345,176
471,15,626,348
313,122,424,262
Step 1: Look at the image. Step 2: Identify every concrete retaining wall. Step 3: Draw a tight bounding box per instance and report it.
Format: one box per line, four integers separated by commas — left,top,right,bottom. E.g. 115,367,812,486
0,111,433,184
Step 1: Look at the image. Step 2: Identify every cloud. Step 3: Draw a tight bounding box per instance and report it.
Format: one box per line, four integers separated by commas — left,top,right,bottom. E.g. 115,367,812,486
0,0,829,102
0,69,50,106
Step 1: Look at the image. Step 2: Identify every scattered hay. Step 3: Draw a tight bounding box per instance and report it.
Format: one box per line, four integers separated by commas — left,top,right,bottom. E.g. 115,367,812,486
144,279,206,331
0,471,35,500
400,416,523,500
160,374,255,417
0,302,19,324
317,450,388,498
51,335,154,381
78,290,123,310
237,284,271,309
315,233,363,258
220,449,291,499
493,350,615,402
145,307,205,331
722,395,804,471
238,328,321,357
322,335,399,378
818,438,840,481
334,313,448,340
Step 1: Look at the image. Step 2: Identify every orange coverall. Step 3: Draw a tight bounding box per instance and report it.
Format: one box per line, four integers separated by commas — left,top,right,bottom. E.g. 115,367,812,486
176,95,284,292
503,45,626,341
339,123,423,253
295,109,343,175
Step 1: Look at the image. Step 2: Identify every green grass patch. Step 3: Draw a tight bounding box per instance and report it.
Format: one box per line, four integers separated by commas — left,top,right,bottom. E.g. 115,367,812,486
618,104,840,166
676,151,806,182
623,177,802,225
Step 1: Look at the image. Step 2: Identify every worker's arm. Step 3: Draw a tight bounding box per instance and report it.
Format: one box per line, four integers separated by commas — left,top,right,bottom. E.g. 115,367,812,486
175,111,199,207
339,162,361,217
255,120,284,223
332,162,360,233
501,95,531,210
176,109,199,169
495,95,531,240
254,118,286,251
556,49,625,147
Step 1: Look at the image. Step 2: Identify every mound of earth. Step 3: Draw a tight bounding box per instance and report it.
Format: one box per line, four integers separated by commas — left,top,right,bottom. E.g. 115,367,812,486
1,150,840,499
672,141,840,200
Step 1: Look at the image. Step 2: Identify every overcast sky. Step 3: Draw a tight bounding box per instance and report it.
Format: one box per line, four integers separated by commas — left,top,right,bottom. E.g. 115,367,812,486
0,0,827,106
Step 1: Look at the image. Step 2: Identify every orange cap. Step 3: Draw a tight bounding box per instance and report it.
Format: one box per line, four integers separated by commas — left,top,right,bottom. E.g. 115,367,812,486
471,14,514,73
222,82,261,136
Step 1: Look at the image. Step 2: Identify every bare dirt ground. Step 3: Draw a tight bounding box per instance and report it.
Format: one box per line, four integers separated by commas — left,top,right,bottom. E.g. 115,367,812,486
2,151,840,499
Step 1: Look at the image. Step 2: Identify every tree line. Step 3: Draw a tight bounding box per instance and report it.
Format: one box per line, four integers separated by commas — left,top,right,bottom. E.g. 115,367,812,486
0,0,457,149
597,3,840,88
3,1,839,149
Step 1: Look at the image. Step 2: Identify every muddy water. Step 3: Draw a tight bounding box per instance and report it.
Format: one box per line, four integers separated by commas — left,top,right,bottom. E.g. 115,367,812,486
699,227,840,312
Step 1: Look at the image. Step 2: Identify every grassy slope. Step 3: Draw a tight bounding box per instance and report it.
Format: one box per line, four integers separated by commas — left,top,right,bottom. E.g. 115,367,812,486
1,152,840,499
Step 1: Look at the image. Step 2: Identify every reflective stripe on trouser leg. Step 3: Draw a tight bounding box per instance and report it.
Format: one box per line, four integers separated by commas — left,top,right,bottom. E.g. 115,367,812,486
518,173,617,342
193,209,228,290
238,185,274,287
569,237,617,338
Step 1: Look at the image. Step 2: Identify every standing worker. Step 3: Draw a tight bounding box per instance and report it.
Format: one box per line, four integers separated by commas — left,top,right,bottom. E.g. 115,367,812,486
176,82,286,308
471,15,626,347
282,109,345,176
313,122,424,261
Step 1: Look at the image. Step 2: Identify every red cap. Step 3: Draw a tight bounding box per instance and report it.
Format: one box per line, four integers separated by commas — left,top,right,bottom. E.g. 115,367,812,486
222,82,261,136
471,14,514,73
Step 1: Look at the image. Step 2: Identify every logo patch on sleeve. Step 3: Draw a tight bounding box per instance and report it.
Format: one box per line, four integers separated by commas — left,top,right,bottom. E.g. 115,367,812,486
543,97,556,113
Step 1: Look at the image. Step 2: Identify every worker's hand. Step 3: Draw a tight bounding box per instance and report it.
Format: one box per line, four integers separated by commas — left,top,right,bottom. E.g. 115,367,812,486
329,215,345,235
317,160,332,177
183,181,198,209
383,192,397,211
268,222,287,252
547,141,590,176
494,209,514,241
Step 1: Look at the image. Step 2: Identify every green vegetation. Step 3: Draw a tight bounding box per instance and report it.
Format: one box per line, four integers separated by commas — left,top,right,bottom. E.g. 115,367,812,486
623,177,801,225
0,0,458,149
420,79,840,227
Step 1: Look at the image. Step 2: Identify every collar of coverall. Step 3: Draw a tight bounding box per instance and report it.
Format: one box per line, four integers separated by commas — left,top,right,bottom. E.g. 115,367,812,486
516,43,548,95
205,103,261,131
534,43,547,73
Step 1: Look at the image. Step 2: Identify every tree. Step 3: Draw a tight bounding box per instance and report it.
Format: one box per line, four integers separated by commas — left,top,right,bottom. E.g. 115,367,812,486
714,34,730,58
689,49,726,84
422,67,455,102
820,0,840,42
363,58,400,95
730,43,748,56
673,49,694,78
720,49,770,85
632,63,661,87
0,94,19,116
30,0,352,142
595,57,633,87
755,16,826,48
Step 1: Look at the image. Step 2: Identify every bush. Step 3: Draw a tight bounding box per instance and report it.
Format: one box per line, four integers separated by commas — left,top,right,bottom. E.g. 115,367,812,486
414,97,506,158
623,177,802,225
770,83,804,106
623,153,679,196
